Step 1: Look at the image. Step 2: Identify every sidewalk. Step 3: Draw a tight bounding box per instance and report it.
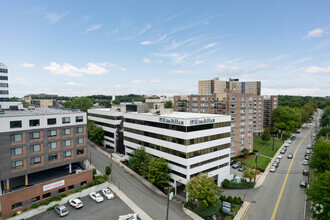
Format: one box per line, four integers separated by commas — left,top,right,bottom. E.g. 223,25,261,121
108,182,152,220
233,201,251,220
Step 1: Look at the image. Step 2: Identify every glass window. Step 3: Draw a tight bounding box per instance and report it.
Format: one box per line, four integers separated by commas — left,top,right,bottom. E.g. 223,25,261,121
30,131,40,139
48,142,57,149
11,160,23,169
47,118,56,125
64,150,72,158
76,116,83,122
77,137,84,144
29,119,40,127
76,127,83,133
10,121,22,128
43,193,51,199
63,140,71,147
10,134,22,142
31,157,41,165
48,130,57,137
62,128,71,135
48,153,58,161
31,144,41,152
11,147,23,156
62,117,70,124
77,148,84,155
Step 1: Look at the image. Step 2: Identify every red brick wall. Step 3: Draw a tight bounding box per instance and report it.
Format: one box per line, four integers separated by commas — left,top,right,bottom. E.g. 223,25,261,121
0,169,93,218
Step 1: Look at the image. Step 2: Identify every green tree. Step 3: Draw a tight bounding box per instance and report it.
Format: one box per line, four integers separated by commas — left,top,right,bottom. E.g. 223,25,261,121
128,146,152,176
71,97,93,112
241,148,249,157
164,100,173,108
316,127,330,140
261,128,271,142
306,171,330,220
185,173,222,208
310,138,330,173
98,100,111,108
282,130,292,140
63,100,73,108
272,106,301,137
9,97,20,101
147,157,171,186
105,166,111,176
112,99,120,105
321,106,330,127
87,120,104,144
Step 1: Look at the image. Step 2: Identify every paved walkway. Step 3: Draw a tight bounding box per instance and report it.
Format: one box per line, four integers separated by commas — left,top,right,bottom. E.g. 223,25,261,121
109,182,152,220
233,201,251,220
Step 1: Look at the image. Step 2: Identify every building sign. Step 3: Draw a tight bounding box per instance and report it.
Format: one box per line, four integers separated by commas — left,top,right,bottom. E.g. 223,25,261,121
222,201,232,214
190,118,215,125
159,117,184,125
43,180,65,192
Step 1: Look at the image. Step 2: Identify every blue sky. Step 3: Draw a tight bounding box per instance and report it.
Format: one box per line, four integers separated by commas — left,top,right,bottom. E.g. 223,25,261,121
1,0,330,97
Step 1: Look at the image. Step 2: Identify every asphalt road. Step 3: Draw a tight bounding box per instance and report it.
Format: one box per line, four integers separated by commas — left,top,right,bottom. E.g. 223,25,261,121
223,111,321,220
29,191,133,220
87,144,192,220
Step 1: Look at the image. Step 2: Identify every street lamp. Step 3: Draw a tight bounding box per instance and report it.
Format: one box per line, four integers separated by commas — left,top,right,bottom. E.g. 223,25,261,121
166,186,174,220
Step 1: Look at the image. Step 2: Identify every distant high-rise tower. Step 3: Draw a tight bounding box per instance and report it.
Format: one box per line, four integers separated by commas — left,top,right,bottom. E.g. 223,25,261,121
0,63,9,102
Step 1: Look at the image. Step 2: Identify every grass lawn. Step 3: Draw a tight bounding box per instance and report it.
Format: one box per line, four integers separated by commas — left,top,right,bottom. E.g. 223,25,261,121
253,136,283,157
242,156,271,171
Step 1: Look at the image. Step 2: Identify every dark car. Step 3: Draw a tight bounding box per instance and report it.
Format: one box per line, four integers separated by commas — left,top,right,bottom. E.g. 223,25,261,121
300,181,308,188
283,147,288,151
305,155,310,160
295,130,301,134
230,160,235,165
62,164,78,170
287,153,293,159
290,136,296,141
303,170,308,176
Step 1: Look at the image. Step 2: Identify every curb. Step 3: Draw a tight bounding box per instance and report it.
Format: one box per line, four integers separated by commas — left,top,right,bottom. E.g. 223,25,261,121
234,201,251,220
182,207,204,220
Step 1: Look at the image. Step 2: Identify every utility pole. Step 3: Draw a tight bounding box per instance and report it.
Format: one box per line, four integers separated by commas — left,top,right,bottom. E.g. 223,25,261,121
272,136,275,151
254,153,259,183
166,187,173,220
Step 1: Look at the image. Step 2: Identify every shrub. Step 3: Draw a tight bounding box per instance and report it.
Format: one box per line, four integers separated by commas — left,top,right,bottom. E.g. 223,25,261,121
47,204,59,211
224,216,232,220
227,196,233,203
233,196,242,204
72,188,83,194
105,166,111,176
31,202,41,208
93,168,97,176
22,208,28,212
10,212,17,217
222,179,230,188
220,195,226,201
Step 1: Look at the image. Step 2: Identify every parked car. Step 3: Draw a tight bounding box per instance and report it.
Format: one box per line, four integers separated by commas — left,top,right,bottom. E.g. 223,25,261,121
305,150,312,155
54,205,69,217
303,169,308,176
305,155,310,160
290,136,296,141
238,166,244,171
119,213,139,220
277,154,283,159
303,160,308,165
295,130,301,134
283,147,288,151
270,166,276,172
309,123,313,127
90,192,104,202
275,158,280,164
288,140,292,144
300,181,308,188
272,162,279,168
284,144,290,148
280,149,286,154
230,160,235,165
68,198,83,209
287,153,293,159
307,145,312,149
232,162,241,169
102,188,114,200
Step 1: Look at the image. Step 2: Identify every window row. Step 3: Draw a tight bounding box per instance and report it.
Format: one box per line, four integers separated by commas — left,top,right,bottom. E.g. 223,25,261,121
9,116,84,129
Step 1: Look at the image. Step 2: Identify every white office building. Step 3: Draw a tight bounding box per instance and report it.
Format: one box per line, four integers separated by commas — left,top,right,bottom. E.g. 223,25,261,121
0,63,9,102
88,108,231,197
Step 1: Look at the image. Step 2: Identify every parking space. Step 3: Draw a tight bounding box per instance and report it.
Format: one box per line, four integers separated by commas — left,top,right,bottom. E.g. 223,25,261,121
29,190,133,220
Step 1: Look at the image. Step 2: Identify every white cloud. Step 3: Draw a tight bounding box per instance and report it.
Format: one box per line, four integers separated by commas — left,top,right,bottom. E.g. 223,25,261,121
140,24,152,35
153,52,187,64
45,12,69,24
150,79,160,83
217,64,238,70
143,58,151,63
44,62,108,77
140,34,167,45
85,24,103,33
304,28,327,39
255,64,268,69
194,60,205,65
66,82,78,86
169,69,187,74
115,84,122,88
131,80,145,84
199,42,217,50
20,63,35,68
301,65,330,74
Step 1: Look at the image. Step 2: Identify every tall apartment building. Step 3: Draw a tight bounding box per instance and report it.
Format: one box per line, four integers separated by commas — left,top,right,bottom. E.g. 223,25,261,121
263,95,278,130
22,96,56,108
88,105,231,198
174,91,264,156
0,108,91,218
198,77,261,96
0,63,9,102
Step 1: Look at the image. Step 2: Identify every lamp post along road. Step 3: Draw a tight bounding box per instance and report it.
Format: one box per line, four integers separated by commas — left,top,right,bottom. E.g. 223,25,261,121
166,188,174,220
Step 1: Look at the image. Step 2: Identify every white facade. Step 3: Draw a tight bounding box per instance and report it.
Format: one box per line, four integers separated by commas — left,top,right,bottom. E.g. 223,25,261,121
88,109,231,196
0,63,9,102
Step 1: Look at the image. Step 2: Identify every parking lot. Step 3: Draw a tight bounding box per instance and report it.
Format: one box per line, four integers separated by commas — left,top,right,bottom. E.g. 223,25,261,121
29,190,133,220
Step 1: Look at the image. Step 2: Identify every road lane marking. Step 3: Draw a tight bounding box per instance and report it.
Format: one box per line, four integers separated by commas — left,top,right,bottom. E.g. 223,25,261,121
270,112,320,220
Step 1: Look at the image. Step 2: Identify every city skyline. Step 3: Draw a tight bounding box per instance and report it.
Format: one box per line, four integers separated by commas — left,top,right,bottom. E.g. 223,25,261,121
1,0,330,97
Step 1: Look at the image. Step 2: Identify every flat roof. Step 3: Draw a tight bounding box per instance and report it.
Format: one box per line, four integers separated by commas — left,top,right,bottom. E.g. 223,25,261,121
128,111,228,119
0,108,82,118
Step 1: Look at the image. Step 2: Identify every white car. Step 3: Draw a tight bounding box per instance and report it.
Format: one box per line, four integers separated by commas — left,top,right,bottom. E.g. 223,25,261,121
270,166,276,172
288,140,292,144
303,160,308,165
102,188,114,200
90,192,104,202
68,198,83,209
118,213,139,220
277,154,283,159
